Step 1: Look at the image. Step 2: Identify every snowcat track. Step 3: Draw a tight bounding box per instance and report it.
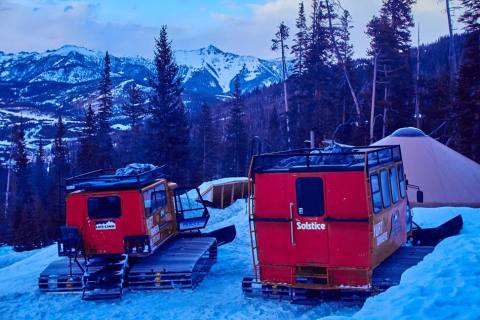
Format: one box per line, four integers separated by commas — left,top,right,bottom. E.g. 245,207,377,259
81,254,129,300
127,237,217,290
38,258,85,293
242,246,434,304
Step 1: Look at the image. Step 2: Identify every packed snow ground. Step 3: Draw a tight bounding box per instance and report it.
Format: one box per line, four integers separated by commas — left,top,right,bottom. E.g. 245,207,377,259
0,202,479,320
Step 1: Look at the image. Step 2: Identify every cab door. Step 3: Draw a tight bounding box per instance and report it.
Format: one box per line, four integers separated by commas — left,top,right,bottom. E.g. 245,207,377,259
85,194,124,255
292,175,330,265
142,182,175,250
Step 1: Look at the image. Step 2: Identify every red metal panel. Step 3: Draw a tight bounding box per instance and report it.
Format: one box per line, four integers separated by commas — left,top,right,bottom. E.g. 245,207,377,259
325,172,369,219
66,190,145,255
255,174,296,269
259,265,293,285
328,222,370,267
330,268,370,287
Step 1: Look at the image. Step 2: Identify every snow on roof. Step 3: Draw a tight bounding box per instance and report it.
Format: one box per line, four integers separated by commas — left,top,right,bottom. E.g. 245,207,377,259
198,177,248,195
391,127,427,137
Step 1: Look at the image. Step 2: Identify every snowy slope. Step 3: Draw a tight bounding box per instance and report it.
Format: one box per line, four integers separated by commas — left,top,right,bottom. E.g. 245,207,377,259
0,204,478,319
0,45,287,160
0,44,284,94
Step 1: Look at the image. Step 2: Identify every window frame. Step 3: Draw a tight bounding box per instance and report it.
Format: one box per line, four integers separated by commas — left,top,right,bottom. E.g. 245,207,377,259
398,164,407,199
370,173,383,214
379,169,392,208
389,166,400,204
87,195,122,220
295,177,325,217
143,183,167,218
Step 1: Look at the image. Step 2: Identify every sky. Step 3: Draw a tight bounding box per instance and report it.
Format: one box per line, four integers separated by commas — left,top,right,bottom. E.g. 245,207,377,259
0,0,464,59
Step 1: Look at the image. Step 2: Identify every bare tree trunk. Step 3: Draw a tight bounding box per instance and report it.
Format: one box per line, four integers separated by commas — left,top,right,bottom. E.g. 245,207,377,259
446,0,457,99
202,131,206,181
383,65,388,138
280,37,291,148
325,0,361,118
4,142,14,222
415,24,421,129
370,52,379,144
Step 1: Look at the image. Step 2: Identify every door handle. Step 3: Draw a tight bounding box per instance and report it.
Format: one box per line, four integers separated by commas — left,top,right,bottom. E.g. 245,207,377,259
289,202,295,246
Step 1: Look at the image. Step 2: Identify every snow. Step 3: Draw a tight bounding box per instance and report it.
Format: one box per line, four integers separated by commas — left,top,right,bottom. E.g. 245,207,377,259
40,45,103,59
175,46,281,93
198,177,248,195
331,206,480,320
0,199,355,319
0,202,478,319
111,124,131,131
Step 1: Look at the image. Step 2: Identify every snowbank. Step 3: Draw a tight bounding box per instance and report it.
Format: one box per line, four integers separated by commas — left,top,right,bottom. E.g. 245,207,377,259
333,207,480,320
0,200,355,320
0,205,478,320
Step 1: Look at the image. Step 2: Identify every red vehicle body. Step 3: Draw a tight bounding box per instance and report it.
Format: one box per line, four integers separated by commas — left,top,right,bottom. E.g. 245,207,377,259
66,179,178,257
39,167,232,300
246,145,409,291
63,167,210,258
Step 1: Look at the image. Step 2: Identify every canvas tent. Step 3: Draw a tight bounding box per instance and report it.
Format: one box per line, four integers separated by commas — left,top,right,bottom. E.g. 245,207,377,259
372,127,480,208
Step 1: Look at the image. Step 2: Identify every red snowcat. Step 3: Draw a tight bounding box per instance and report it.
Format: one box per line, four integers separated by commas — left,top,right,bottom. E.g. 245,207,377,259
242,145,463,303
38,165,236,300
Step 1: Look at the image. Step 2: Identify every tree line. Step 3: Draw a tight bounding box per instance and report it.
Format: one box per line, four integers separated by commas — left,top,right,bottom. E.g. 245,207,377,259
225,0,478,162
2,24,251,249
2,0,479,250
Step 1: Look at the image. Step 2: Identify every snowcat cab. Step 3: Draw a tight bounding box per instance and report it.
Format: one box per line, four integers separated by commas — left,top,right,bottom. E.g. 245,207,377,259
38,165,236,300
242,145,462,303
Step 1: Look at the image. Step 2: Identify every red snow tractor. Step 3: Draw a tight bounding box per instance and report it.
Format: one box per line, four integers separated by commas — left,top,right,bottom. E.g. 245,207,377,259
38,166,236,300
242,145,463,303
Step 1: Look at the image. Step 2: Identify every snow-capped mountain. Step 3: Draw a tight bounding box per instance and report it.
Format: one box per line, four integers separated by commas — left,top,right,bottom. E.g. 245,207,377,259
0,44,286,160
0,44,283,102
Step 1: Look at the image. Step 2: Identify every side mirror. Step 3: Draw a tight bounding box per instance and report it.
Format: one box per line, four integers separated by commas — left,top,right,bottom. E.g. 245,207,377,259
417,190,424,203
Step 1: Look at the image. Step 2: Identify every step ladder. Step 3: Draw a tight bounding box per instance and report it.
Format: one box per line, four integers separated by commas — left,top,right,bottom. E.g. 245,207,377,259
247,181,261,282
82,255,129,300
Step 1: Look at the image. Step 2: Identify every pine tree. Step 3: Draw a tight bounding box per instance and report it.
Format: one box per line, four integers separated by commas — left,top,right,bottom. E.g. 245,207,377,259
459,0,480,33
96,52,114,168
224,77,248,176
32,139,49,245
367,0,416,139
291,2,308,76
120,83,145,164
272,21,291,147
303,0,334,141
267,107,282,151
147,26,190,181
48,115,69,239
9,124,42,250
77,105,97,173
124,83,144,130
193,102,218,181
455,1,480,161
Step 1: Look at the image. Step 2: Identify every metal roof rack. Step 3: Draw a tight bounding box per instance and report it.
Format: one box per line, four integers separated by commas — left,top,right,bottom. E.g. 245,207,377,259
250,145,402,177
66,165,167,193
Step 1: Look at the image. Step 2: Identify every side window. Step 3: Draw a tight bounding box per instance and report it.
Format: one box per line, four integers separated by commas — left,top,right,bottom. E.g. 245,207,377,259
398,164,406,198
151,190,167,212
389,167,400,204
370,174,382,213
143,184,167,217
296,177,324,217
88,196,121,219
380,169,392,208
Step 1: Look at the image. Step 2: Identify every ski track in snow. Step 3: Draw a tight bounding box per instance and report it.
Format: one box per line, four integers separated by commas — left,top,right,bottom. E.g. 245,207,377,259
0,203,479,320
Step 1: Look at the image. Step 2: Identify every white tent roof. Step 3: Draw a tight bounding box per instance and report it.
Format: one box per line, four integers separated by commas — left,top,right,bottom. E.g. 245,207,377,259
372,127,480,208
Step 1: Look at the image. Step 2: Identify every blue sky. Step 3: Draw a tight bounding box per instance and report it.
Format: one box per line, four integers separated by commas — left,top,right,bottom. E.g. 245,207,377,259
0,0,464,59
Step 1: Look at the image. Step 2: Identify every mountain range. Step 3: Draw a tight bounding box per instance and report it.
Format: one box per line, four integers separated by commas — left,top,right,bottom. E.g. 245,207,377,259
0,44,287,159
